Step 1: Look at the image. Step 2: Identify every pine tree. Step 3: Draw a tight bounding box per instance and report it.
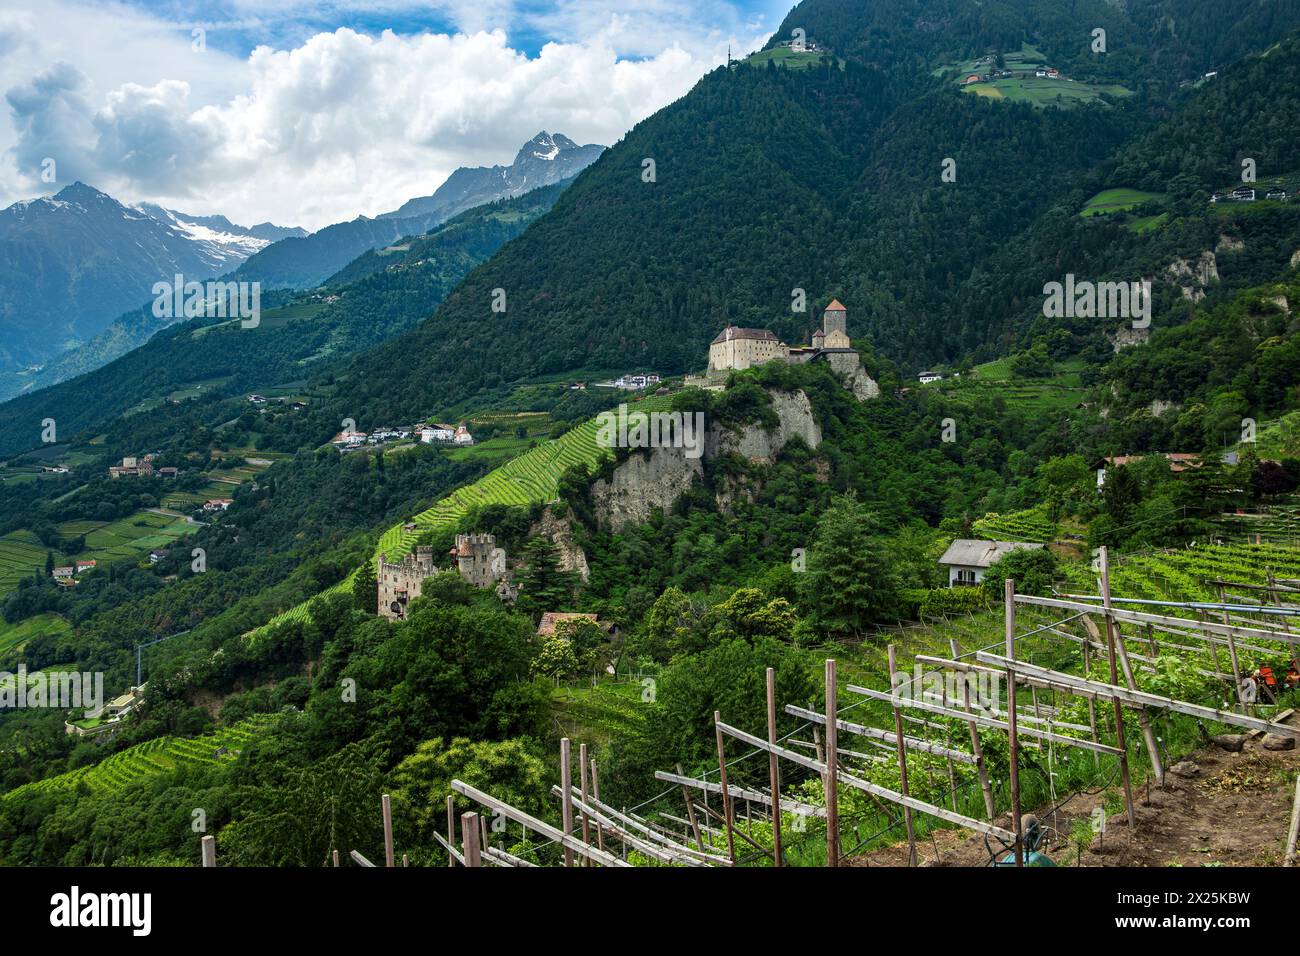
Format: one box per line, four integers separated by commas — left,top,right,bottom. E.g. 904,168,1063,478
516,537,577,617
799,495,900,636
353,559,378,614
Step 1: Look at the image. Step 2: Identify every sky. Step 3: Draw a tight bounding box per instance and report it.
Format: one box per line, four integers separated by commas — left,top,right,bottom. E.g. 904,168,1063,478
0,0,788,230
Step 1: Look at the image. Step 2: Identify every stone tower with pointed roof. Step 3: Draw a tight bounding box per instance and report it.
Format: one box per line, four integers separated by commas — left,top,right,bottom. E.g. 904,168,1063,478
821,299,850,348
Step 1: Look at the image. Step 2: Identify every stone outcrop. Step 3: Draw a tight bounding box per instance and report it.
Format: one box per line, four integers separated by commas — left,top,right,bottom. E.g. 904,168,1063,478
1215,233,1245,254
591,388,823,530
590,444,704,530
1166,251,1218,301
705,389,822,463
532,508,590,583
844,365,881,401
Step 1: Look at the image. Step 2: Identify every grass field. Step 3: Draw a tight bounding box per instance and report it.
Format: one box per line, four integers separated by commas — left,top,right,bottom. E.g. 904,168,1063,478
743,47,840,70
931,357,1087,413
964,76,1131,107
1080,188,1164,218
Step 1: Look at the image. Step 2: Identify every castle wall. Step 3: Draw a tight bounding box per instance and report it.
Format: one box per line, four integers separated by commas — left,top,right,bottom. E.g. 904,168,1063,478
378,547,440,620
454,533,506,588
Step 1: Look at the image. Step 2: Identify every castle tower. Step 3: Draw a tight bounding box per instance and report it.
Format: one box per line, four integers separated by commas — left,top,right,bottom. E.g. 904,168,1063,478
377,545,441,620
451,533,506,588
822,299,850,348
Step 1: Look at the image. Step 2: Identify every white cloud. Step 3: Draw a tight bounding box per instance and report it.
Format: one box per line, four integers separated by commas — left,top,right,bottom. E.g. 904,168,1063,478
0,0,771,230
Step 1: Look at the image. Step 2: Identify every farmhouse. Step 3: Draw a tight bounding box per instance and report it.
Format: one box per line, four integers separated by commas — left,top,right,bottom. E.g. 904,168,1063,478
939,539,1044,587
454,424,474,445
330,429,367,448
962,74,982,85
918,371,943,384
420,424,455,443
108,454,155,479
535,612,612,637
1232,187,1256,202
52,566,75,581
202,498,233,512
75,559,96,574
1266,188,1288,201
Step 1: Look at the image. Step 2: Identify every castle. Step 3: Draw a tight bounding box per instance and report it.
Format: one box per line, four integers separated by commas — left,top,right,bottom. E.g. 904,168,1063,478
691,300,876,397
377,533,511,620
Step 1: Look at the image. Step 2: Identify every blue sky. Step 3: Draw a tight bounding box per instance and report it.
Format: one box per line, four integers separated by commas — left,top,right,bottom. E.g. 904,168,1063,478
112,0,791,60
0,0,790,227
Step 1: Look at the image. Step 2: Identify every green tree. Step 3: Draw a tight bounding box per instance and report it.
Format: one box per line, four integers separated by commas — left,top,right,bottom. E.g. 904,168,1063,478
799,495,901,635
352,559,378,615
515,537,578,617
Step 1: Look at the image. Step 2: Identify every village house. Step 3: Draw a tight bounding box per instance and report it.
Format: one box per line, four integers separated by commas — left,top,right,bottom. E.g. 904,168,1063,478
52,566,75,582
330,429,367,448
962,73,982,85
939,539,1044,587
1091,452,1240,489
1232,187,1256,202
535,611,612,638
148,550,169,564
74,559,96,575
454,424,474,445
918,371,944,384
202,498,233,512
108,454,155,479
1266,187,1288,201
157,466,179,478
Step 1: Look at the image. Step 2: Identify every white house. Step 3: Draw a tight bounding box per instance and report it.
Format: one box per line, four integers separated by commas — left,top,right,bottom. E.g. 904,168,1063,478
938,539,1044,587
918,372,944,384
454,424,474,445
420,424,455,444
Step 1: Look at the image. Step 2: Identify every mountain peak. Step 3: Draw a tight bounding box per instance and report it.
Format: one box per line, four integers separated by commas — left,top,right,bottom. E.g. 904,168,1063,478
516,131,581,164
53,181,113,204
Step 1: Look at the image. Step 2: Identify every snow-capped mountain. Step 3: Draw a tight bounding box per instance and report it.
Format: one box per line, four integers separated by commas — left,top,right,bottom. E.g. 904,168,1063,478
379,131,604,223
0,183,304,374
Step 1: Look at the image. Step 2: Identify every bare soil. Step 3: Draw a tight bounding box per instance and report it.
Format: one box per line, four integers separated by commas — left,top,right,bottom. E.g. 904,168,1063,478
852,715,1299,867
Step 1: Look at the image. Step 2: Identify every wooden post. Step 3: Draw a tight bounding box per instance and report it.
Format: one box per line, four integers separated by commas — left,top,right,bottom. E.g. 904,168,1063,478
1080,633,1100,766
1098,549,1137,828
332,849,340,868
402,854,408,867
824,659,840,867
675,762,704,850
579,742,592,867
950,638,996,819
1286,775,1300,868
1004,579,1023,868
886,646,916,866
200,834,216,868
766,667,783,868
1217,586,1244,704
1101,549,1164,788
559,738,574,868
714,711,737,863
446,795,456,868
461,811,482,868
382,793,395,867
590,758,607,854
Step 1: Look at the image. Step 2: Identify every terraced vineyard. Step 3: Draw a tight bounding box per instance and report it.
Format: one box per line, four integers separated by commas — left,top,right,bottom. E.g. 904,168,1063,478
4,715,276,801
971,506,1057,543
56,511,192,566
0,530,49,599
1103,543,1300,604
1212,506,1300,545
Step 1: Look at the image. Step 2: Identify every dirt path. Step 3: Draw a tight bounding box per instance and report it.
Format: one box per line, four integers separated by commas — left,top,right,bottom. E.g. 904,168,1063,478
852,716,1300,867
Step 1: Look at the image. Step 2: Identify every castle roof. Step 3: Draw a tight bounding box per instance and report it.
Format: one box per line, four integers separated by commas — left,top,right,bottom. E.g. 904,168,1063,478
536,612,602,637
711,326,778,345
825,299,846,312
